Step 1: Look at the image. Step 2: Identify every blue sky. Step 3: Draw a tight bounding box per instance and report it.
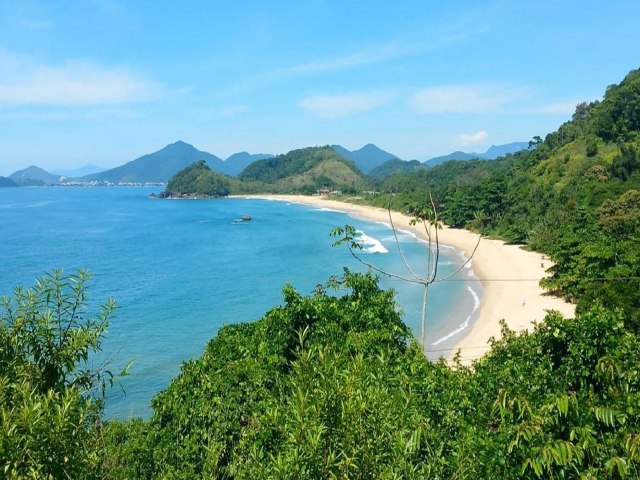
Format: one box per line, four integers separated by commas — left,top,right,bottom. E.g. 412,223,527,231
1,0,639,175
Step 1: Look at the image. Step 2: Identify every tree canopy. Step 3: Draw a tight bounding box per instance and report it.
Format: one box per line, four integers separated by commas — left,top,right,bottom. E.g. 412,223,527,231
165,160,231,197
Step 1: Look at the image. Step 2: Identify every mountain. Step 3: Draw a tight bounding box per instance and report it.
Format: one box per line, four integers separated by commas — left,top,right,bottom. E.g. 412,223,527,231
0,176,18,187
82,141,225,183
331,144,399,174
239,146,365,194
9,166,62,186
368,159,426,179
482,142,529,159
423,142,529,167
52,164,104,178
220,152,274,176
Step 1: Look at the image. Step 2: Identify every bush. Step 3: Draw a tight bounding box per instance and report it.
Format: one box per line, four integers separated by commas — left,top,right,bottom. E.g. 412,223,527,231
0,270,115,479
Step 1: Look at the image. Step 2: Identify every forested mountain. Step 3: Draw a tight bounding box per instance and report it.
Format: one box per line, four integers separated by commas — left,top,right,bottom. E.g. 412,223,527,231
82,141,225,183
239,146,366,194
5,69,640,479
368,158,426,179
9,166,62,186
331,143,399,173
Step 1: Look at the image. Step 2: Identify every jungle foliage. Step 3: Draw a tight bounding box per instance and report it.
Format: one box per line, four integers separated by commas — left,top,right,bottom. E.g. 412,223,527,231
103,272,640,479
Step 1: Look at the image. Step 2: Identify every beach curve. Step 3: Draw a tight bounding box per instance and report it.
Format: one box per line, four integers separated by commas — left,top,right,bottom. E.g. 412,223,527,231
239,194,576,364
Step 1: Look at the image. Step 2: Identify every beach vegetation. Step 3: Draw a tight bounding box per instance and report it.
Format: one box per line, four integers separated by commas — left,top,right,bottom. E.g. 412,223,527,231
0,269,116,479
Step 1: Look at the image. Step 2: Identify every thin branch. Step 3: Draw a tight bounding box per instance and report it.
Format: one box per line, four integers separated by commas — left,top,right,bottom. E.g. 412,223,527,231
429,191,440,283
435,233,482,283
345,245,427,286
387,196,423,283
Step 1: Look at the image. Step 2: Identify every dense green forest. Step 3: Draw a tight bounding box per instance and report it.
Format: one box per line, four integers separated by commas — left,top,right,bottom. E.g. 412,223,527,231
3,69,640,478
239,146,366,194
163,160,231,197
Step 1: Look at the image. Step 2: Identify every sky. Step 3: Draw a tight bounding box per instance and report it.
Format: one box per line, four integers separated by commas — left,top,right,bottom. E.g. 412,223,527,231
1,0,639,175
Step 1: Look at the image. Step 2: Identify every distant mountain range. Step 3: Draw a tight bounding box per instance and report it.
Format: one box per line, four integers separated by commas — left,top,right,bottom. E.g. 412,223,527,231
423,142,529,168
79,141,273,183
331,144,398,174
2,140,529,187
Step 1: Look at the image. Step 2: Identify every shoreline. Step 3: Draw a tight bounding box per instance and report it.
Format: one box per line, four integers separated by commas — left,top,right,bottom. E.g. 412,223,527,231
237,194,576,364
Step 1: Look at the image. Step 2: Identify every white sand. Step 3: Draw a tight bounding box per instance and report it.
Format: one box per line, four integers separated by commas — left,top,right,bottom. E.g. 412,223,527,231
241,194,576,363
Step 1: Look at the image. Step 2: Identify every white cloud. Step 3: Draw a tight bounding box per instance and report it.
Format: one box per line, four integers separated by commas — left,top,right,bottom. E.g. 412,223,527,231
458,130,488,147
0,55,163,106
281,42,413,76
411,84,526,114
299,91,395,118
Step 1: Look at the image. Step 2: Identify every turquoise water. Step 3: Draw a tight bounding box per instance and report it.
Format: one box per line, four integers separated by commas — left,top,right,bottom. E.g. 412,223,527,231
0,187,480,418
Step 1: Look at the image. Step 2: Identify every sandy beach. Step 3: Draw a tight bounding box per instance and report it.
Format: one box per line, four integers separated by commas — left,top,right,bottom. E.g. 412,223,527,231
242,194,576,364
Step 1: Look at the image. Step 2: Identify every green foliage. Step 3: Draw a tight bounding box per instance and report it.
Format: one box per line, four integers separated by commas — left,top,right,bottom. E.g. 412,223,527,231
104,271,640,478
166,160,231,197
0,270,115,479
237,146,365,194
593,68,640,142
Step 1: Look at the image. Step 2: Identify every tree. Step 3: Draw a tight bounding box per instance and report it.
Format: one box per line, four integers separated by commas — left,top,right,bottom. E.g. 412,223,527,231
331,193,480,352
528,136,543,149
0,269,116,479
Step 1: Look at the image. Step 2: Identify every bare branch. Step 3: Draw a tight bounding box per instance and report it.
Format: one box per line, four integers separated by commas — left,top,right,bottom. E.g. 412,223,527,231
387,195,424,283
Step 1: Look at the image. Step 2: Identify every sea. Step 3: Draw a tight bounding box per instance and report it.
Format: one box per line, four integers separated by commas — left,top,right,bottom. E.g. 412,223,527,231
0,186,481,418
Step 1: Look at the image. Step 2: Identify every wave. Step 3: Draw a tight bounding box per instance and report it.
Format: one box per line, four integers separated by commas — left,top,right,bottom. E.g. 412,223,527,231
356,230,388,254
314,206,350,214
431,284,481,346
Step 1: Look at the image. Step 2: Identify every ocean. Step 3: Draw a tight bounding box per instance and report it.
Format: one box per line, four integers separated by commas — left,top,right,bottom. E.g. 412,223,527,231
0,186,481,418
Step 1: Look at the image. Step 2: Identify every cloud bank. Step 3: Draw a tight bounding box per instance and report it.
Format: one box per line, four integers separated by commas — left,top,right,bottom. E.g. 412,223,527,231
411,84,526,114
0,54,162,106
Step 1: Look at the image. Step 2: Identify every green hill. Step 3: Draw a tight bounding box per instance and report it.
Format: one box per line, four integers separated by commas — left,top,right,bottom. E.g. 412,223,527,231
162,160,230,197
238,146,365,193
368,158,426,179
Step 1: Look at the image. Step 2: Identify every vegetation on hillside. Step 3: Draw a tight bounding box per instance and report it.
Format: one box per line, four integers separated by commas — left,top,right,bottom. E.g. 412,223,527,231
367,158,426,179
238,146,365,194
164,160,231,197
